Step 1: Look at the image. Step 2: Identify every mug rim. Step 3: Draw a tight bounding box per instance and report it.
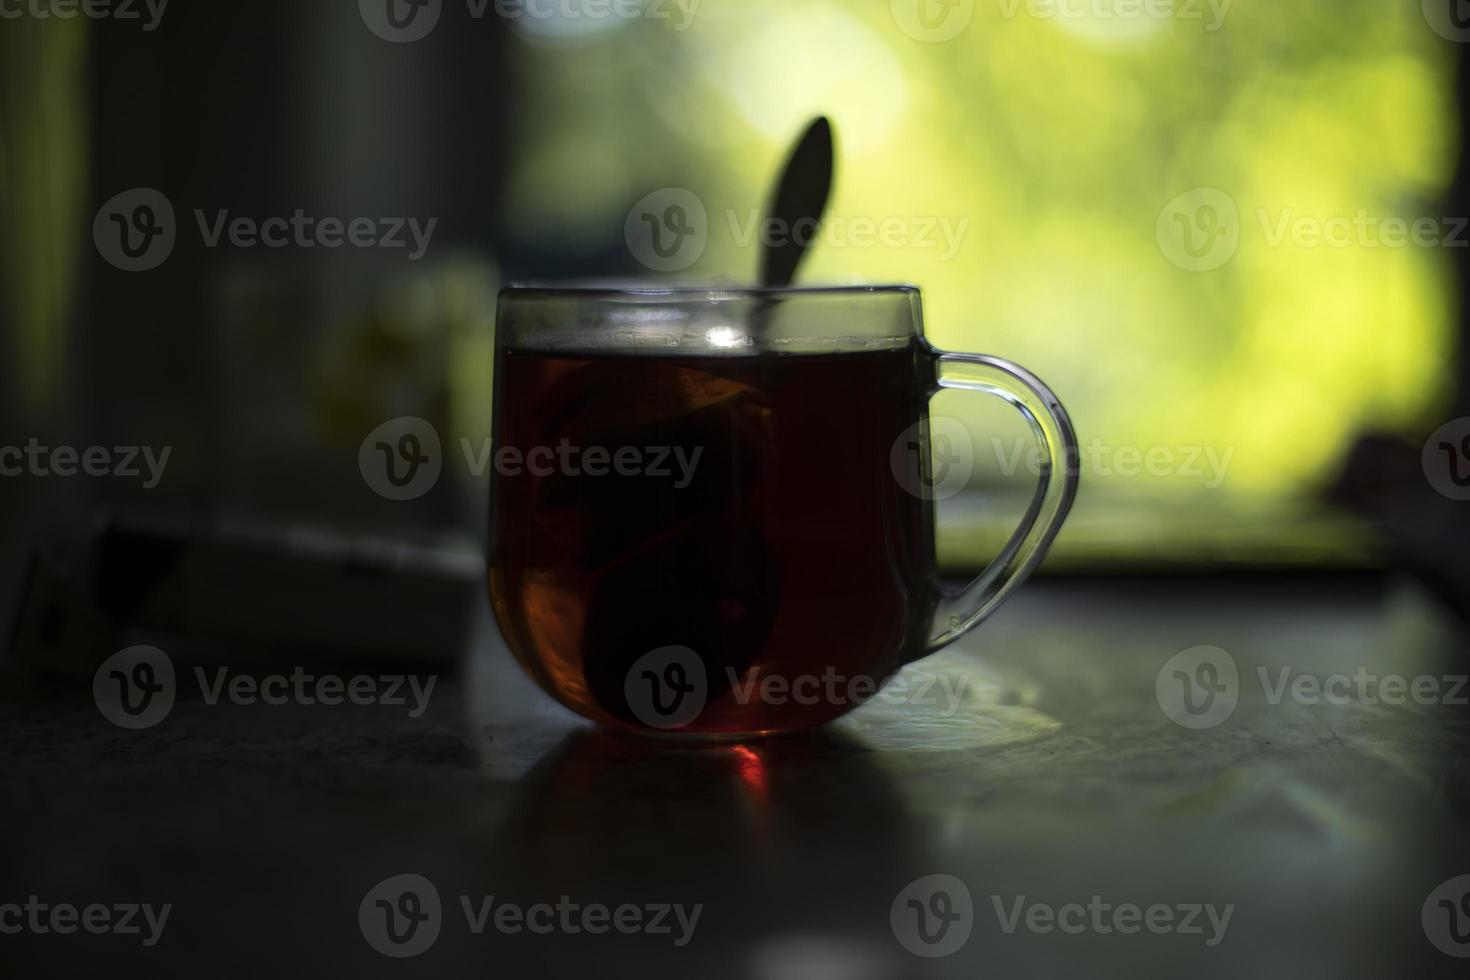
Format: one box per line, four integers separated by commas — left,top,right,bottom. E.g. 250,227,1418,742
500,282,920,302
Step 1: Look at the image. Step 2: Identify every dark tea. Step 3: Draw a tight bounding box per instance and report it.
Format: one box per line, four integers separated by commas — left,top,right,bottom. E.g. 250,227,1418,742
488,343,940,735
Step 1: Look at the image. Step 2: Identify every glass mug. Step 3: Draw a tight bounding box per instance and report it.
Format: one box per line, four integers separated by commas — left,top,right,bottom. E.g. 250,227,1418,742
488,285,1078,737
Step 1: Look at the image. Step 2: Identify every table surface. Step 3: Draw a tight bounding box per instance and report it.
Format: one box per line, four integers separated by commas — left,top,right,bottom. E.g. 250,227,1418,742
3,574,1469,978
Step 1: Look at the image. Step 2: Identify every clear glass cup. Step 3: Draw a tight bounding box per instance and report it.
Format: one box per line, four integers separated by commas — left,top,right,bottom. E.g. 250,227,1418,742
488,285,1078,737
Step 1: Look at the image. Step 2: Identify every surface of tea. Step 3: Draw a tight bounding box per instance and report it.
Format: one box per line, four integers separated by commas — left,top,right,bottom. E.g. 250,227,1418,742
488,344,939,735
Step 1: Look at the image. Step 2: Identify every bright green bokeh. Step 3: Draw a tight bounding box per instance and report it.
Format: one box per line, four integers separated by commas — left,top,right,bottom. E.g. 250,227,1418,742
502,0,1458,562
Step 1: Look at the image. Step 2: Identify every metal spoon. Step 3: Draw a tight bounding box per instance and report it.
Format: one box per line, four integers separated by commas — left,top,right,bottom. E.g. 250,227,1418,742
758,116,834,288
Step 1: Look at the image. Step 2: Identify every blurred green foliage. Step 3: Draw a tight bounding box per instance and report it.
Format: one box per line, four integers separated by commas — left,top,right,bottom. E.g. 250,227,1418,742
0,17,88,416
502,1,1457,559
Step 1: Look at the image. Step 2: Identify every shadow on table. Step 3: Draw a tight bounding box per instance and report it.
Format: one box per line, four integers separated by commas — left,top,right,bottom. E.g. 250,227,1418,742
474,728,931,978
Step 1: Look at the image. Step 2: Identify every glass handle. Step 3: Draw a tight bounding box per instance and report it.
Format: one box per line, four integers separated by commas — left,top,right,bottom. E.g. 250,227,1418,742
922,352,1080,654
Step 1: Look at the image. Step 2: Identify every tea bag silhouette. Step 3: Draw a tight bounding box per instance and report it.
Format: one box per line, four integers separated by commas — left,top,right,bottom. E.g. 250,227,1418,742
531,363,780,726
